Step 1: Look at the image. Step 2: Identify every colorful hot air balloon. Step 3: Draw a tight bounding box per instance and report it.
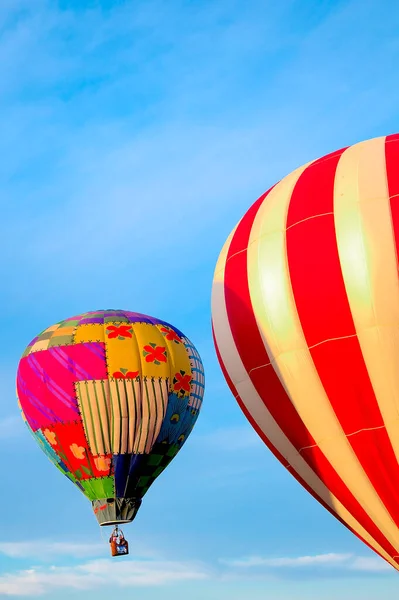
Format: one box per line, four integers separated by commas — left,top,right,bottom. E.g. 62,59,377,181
211,133,399,571
17,310,204,528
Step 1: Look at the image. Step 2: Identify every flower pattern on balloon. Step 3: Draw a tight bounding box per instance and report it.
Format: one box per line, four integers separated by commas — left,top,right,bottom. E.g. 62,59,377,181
70,443,86,460
143,343,167,365
106,325,133,340
43,429,57,446
113,368,139,379
160,326,181,344
173,371,192,396
94,456,111,472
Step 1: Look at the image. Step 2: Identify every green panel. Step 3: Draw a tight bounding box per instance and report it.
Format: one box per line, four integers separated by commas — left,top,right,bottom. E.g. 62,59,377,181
81,477,114,501
104,315,130,323
146,453,164,466
48,334,75,347
36,332,53,341
59,319,80,327
137,475,151,488
166,445,179,458
153,465,167,478
79,480,96,501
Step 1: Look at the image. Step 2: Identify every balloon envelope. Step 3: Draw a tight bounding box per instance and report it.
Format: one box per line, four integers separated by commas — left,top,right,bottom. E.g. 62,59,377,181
17,309,204,526
212,133,399,570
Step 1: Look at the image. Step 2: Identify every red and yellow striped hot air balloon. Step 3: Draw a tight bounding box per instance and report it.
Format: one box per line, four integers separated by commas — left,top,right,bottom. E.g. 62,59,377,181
211,133,399,571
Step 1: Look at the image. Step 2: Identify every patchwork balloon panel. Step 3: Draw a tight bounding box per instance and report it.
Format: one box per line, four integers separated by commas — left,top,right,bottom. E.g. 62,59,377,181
17,310,205,502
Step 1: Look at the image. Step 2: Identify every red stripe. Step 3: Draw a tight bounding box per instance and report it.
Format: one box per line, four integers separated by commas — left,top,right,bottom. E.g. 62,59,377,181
224,190,315,453
287,148,348,227
221,177,399,562
386,133,399,144
386,136,399,271
286,147,399,530
212,330,399,569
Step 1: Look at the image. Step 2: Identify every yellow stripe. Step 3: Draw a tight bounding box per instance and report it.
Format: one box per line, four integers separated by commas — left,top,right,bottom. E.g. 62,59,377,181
117,380,129,454
211,209,398,568
109,379,121,453
136,379,153,454
76,382,98,455
246,153,399,552
77,377,169,455
126,380,137,451
151,379,169,446
334,136,399,465
144,379,158,452
86,381,106,455
100,380,111,451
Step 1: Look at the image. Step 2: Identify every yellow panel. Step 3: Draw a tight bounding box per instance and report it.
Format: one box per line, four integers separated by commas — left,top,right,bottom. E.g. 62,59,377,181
74,324,105,343
157,325,192,397
105,322,141,378
30,339,51,353
52,326,75,337
116,322,169,380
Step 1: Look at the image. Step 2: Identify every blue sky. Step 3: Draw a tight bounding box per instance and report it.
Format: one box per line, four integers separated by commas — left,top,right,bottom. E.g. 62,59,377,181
1,0,399,598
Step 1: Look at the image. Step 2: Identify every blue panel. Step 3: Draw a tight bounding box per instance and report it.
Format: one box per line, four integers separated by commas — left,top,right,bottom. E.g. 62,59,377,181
112,453,145,498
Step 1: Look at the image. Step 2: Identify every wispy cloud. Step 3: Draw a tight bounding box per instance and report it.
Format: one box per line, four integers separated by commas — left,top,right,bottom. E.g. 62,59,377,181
0,540,104,560
0,537,160,562
0,558,209,596
0,541,393,596
220,552,392,573
0,538,208,596
350,556,394,573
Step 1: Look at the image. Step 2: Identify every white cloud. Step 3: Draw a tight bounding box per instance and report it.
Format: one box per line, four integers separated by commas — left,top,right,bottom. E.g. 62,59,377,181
0,537,160,562
0,540,104,560
0,539,209,596
0,558,209,596
350,556,392,573
0,542,392,596
221,553,351,568
221,552,393,573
